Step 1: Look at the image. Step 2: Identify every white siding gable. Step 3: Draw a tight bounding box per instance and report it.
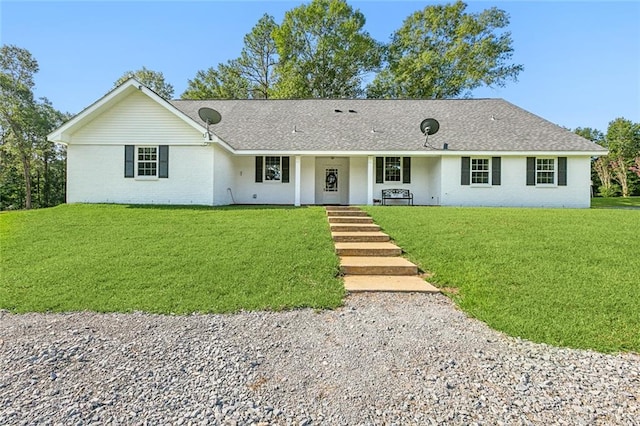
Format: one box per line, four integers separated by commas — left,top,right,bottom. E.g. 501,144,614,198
70,90,202,145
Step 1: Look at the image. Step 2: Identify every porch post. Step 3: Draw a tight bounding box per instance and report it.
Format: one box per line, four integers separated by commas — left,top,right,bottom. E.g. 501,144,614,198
367,155,374,205
294,155,301,206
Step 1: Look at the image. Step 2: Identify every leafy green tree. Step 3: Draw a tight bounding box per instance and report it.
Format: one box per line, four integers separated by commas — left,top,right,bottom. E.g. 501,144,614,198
115,66,174,99
182,64,250,99
367,1,523,99
0,45,69,210
236,13,279,99
602,118,640,197
272,0,382,98
182,14,278,99
0,44,40,209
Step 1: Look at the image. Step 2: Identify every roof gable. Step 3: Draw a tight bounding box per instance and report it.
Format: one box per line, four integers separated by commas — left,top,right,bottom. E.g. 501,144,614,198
48,78,208,144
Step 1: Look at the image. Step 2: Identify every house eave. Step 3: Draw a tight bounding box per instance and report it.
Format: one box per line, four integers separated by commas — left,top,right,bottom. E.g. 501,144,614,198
231,149,609,157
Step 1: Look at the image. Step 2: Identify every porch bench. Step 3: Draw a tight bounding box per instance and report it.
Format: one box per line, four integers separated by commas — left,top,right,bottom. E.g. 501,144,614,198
381,189,413,206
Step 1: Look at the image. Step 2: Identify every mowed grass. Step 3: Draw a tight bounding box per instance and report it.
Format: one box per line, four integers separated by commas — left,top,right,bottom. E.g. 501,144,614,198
0,204,344,314
364,206,640,353
591,196,640,209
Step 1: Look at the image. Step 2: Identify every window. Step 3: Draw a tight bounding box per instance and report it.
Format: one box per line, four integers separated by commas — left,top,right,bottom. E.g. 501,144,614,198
385,157,401,182
137,147,158,177
125,145,168,179
526,157,567,186
265,156,281,181
255,156,290,183
536,158,555,184
461,157,501,186
471,158,490,184
375,157,411,184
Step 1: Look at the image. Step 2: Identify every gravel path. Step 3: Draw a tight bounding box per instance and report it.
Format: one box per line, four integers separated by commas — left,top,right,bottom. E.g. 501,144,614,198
1,293,638,425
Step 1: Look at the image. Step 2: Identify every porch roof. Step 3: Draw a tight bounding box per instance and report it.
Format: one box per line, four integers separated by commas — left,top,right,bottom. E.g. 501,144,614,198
171,98,606,153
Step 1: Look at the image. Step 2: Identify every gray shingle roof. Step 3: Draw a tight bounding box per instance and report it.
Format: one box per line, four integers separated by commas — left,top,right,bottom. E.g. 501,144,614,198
170,98,605,153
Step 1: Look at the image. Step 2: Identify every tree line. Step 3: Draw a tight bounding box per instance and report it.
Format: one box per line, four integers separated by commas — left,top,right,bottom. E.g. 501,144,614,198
1,0,637,210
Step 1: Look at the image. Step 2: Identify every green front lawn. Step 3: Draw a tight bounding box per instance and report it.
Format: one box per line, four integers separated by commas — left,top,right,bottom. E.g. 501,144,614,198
591,196,640,208
0,204,344,314
363,206,640,353
3,203,639,353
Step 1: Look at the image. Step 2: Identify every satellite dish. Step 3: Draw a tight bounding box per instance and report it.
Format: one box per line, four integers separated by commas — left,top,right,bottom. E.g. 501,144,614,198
198,107,221,125
420,118,441,149
420,118,440,135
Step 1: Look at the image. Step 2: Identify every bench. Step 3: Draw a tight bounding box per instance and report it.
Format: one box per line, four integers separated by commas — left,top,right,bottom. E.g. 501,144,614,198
381,189,413,206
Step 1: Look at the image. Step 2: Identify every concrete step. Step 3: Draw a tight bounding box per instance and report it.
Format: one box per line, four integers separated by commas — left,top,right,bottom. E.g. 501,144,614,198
327,210,369,217
344,275,440,293
335,242,401,257
325,206,361,211
340,256,418,276
331,232,390,243
328,216,373,224
330,223,380,232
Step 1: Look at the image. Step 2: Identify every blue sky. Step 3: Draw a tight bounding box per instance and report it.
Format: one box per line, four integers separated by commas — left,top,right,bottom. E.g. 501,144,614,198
1,1,638,132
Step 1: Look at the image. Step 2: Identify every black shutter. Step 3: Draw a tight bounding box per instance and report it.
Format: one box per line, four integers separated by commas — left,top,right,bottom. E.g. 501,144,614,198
461,157,470,185
124,145,134,178
558,157,567,186
526,157,536,186
159,145,169,178
255,156,263,183
281,156,290,183
492,157,501,186
375,157,384,183
402,157,411,184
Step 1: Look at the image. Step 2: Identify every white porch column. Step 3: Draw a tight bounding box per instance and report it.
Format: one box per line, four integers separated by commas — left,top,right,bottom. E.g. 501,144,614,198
367,155,374,205
294,155,301,206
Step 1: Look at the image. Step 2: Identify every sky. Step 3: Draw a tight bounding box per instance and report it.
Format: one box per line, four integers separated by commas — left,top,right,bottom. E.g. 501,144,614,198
1,0,639,133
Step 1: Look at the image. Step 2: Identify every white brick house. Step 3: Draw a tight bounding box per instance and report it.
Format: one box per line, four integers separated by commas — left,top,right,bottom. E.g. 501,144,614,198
48,79,606,208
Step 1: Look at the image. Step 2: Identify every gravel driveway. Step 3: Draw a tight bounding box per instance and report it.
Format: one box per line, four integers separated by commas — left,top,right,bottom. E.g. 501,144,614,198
1,293,638,425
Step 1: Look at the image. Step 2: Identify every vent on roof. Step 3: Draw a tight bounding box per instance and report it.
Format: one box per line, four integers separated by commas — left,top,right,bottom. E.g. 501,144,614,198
334,109,342,113
348,109,357,113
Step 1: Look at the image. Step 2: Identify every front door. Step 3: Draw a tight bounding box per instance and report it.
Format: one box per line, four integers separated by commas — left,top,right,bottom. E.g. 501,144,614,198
315,157,349,205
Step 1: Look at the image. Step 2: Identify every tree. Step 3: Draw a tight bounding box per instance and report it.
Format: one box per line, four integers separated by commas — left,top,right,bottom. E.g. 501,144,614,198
182,64,250,99
367,1,523,99
114,66,174,99
182,14,278,100
0,44,39,209
236,14,279,99
0,45,69,210
272,0,382,98
606,118,640,197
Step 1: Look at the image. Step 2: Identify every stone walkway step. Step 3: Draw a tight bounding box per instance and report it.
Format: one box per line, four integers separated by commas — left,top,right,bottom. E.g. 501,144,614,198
327,210,369,217
331,231,390,243
335,242,401,257
326,206,361,211
344,275,440,293
328,216,374,224
330,223,380,232
340,256,418,276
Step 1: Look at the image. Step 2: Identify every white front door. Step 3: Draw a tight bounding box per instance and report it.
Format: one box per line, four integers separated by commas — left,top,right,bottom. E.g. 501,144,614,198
315,158,349,205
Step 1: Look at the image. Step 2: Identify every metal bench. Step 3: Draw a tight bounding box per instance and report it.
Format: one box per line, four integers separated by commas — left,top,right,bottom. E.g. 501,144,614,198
381,188,413,206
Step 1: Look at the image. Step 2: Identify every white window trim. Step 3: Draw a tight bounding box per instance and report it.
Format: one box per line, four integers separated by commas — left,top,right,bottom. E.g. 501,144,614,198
535,157,557,187
263,156,282,183
383,156,403,183
470,157,491,187
135,145,159,180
